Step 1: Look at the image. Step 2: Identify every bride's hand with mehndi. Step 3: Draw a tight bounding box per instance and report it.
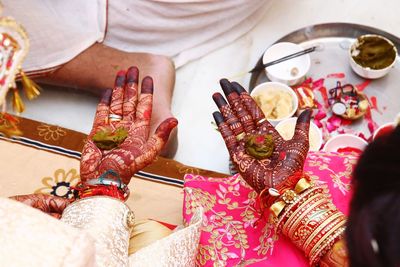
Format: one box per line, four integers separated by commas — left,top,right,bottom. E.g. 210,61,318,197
212,79,311,196
80,66,178,186
9,194,70,219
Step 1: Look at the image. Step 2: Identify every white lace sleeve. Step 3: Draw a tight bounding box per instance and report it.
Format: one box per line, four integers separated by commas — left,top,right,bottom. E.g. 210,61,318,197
61,196,134,267
0,197,96,267
128,208,203,267
61,196,203,267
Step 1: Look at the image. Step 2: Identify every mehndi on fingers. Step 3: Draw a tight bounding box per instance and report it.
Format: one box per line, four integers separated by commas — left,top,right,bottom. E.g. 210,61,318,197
122,66,139,121
212,92,245,136
80,67,178,202
212,79,312,197
220,79,256,133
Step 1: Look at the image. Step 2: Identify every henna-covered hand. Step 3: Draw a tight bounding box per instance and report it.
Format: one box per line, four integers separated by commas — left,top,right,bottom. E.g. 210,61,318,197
9,194,70,219
80,67,178,185
212,79,311,193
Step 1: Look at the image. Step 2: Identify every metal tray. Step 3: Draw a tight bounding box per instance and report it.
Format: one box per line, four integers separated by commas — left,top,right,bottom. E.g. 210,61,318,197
249,23,400,140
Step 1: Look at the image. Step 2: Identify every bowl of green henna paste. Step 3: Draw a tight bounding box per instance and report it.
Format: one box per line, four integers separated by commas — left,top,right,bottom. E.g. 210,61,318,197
349,34,397,79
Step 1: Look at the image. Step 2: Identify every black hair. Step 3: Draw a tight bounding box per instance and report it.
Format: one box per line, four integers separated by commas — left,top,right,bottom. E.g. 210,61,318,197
346,126,400,267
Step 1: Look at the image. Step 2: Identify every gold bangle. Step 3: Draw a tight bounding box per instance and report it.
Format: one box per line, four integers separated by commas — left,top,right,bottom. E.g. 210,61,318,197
275,185,321,223
310,218,347,257
269,177,313,217
270,200,286,218
303,211,343,253
285,198,330,247
283,193,324,236
276,186,324,231
310,226,346,265
294,177,312,193
268,175,347,267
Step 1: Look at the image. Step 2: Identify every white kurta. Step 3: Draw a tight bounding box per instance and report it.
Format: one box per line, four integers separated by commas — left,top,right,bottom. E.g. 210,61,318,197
2,0,107,73
0,197,203,267
104,0,272,67
3,0,271,71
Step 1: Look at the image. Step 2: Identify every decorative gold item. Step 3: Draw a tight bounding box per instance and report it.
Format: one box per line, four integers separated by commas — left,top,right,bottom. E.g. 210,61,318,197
0,9,40,136
328,82,369,120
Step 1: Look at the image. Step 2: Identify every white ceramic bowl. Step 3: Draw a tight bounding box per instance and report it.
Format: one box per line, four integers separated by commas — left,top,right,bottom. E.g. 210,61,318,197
349,34,398,79
275,117,323,151
263,42,311,86
323,134,368,153
251,82,298,126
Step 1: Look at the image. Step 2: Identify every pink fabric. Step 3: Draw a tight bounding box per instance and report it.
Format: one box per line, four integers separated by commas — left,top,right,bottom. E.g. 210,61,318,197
183,151,358,266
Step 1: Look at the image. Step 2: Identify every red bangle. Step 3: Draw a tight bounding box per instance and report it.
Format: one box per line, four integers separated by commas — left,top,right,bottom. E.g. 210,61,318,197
72,183,126,201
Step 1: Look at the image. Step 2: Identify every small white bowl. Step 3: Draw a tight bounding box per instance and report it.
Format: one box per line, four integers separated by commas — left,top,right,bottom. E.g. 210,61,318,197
275,117,323,151
263,42,311,86
323,134,368,153
251,82,298,126
349,34,398,79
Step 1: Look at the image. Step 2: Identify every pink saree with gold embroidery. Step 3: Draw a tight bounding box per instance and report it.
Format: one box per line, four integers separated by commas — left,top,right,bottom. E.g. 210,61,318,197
183,151,357,266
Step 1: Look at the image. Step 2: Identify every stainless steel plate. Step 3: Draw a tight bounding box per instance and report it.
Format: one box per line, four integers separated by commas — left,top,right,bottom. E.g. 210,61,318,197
249,23,400,140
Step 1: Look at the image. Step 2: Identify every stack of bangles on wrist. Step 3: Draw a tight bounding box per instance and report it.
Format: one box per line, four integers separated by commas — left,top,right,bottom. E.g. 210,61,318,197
72,172,130,201
267,174,346,266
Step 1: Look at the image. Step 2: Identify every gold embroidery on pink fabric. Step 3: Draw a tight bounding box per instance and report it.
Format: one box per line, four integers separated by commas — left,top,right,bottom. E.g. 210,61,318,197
307,152,356,195
184,175,278,266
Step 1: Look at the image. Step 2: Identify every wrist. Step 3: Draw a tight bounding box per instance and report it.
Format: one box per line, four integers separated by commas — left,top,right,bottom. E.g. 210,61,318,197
268,178,347,266
74,170,130,201
259,172,308,211
74,183,127,201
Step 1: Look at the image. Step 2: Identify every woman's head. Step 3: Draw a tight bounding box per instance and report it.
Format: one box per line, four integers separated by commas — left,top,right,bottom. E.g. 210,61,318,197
347,126,400,267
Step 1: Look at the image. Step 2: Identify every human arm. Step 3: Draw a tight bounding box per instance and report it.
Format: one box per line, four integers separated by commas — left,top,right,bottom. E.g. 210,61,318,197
60,66,177,266
212,79,348,266
79,66,177,189
9,194,70,219
212,79,311,195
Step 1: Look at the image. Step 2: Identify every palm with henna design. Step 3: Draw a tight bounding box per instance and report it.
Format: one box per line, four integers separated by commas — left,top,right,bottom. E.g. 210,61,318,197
213,79,311,194
80,66,178,185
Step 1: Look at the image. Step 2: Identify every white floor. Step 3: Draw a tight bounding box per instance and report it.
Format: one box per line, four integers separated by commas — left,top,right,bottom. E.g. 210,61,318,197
16,0,400,174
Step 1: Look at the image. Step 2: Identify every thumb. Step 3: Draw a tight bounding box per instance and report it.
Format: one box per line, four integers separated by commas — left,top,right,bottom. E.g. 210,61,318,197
10,194,70,215
293,109,311,142
134,117,178,171
152,117,178,145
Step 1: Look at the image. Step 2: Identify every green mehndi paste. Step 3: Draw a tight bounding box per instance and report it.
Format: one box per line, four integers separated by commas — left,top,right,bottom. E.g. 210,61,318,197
352,36,396,70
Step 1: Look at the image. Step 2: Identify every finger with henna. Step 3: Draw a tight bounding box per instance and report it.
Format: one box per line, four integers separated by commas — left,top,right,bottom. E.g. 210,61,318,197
135,76,154,127
134,117,178,171
109,70,126,123
90,88,112,134
220,79,255,133
213,92,245,136
293,109,311,141
123,66,139,121
231,82,267,126
213,111,238,154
